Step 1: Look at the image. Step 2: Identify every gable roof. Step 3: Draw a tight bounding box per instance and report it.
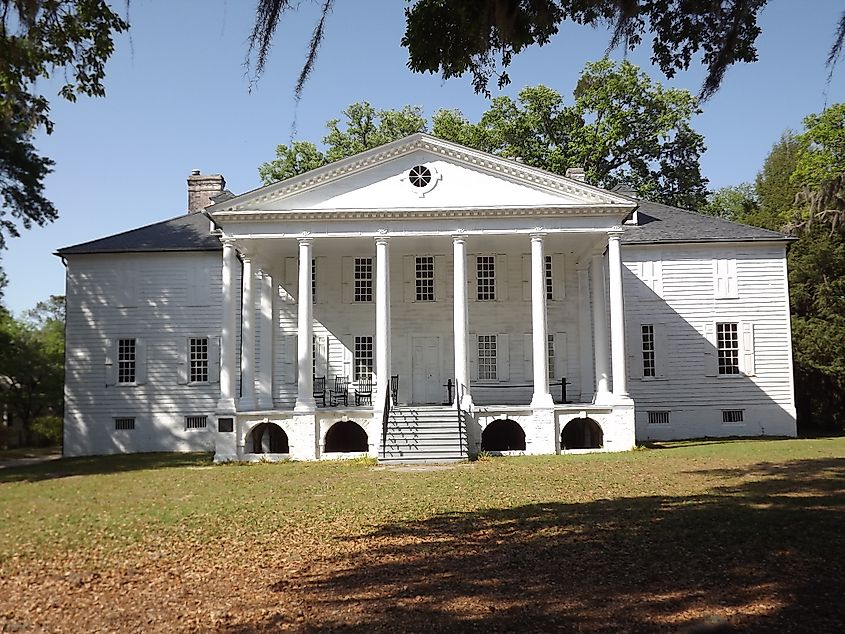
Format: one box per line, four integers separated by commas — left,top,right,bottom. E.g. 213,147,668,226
622,199,790,245
207,133,636,213
56,211,221,256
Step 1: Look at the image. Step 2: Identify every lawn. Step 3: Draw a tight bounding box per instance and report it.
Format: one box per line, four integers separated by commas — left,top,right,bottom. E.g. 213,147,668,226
1,438,843,632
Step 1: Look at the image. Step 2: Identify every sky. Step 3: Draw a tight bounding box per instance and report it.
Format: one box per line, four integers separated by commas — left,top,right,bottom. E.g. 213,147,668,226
3,0,844,315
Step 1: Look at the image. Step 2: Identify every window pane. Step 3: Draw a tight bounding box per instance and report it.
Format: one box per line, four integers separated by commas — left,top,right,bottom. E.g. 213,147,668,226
189,337,209,383
545,255,553,300
415,256,435,301
641,325,655,378
354,257,373,302
118,338,136,384
354,336,373,381
477,256,496,301
478,335,497,380
547,334,555,380
716,323,740,375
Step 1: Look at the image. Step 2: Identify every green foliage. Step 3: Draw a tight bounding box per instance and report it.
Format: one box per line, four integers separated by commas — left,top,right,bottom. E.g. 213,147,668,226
0,1,128,250
261,61,708,209
30,415,62,445
0,296,65,444
700,184,759,222
259,103,428,185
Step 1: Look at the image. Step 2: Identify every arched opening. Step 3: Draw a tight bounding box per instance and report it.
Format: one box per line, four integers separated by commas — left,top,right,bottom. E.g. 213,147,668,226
481,419,526,451
561,418,603,450
324,420,368,453
248,423,289,454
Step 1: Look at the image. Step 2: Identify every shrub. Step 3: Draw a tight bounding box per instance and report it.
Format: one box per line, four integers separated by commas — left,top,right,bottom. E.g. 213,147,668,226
30,415,62,445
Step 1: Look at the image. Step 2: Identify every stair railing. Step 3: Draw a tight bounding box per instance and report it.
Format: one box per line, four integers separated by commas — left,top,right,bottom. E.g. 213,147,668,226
454,377,466,456
381,381,391,459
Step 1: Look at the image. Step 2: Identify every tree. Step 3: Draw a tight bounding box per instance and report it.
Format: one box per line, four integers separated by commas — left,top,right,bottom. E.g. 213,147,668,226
262,61,709,210
260,102,428,184
249,0,845,101
699,184,759,222
0,1,128,254
750,132,803,231
0,296,65,445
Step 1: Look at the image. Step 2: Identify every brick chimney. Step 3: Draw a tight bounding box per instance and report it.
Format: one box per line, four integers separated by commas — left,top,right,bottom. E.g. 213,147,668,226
187,170,226,213
565,167,585,182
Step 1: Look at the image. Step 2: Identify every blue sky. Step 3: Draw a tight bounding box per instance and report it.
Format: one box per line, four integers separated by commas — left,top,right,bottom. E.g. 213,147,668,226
3,0,844,314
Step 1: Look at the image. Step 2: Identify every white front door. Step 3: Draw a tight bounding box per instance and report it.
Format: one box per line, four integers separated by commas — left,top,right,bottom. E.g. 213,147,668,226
411,336,441,404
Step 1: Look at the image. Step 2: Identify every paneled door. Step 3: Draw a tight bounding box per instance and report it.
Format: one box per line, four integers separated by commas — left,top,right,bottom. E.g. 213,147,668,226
411,336,441,404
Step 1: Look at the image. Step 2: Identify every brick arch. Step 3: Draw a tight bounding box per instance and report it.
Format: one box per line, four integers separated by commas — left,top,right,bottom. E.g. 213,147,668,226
561,418,603,450
247,422,289,454
481,419,526,452
324,420,368,453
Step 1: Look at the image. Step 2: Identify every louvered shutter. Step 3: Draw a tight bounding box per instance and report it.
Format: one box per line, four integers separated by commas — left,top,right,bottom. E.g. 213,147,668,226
523,334,533,381
342,257,354,303
522,255,531,301
703,323,717,377
469,334,478,381
496,334,510,381
554,332,567,381
553,254,566,299
741,322,756,376
655,322,668,379
403,255,414,302
104,338,116,386
282,335,297,384
496,254,508,301
135,338,147,385
209,336,221,383
177,338,189,384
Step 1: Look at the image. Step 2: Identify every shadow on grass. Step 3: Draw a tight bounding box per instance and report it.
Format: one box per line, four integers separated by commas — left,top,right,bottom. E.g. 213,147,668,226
640,436,796,450
233,457,845,633
0,451,213,483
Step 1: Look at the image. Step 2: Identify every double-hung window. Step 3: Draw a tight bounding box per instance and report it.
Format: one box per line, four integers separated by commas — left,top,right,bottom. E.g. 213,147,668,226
354,336,373,381
641,325,656,378
477,335,498,380
547,334,555,380
311,258,317,302
117,338,136,384
477,256,496,301
415,256,435,301
354,257,373,302
189,337,209,383
545,255,553,300
716,323,740,375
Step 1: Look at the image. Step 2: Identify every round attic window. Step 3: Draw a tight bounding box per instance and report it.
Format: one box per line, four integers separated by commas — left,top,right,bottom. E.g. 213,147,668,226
408,165,432,188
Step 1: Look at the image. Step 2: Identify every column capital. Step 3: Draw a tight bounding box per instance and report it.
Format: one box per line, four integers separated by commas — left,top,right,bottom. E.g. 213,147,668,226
451,233,468,244
374,235,390,246
221,237,237,248
297,235,313,246
530,231,547,242
607,227,625,239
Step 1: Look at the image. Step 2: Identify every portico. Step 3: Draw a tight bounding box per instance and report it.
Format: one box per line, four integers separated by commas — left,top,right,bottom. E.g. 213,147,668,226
206,133,637,462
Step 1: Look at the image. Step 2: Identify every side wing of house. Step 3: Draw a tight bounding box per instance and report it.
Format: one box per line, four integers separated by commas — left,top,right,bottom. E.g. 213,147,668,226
623,241,797,440
63,251,227,456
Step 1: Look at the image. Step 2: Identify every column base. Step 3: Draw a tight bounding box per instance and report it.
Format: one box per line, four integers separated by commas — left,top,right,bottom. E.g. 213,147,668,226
459,394,474,413
592,391,613,406
530,392,555,409
294,397,317,413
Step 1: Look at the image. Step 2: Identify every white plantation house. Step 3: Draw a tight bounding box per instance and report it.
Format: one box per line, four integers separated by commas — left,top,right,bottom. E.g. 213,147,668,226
58,134,797,462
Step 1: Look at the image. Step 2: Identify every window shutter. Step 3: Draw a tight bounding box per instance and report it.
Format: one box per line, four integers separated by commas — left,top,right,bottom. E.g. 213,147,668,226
284,257,297,290
177,338,189,385
468,255,477,301
523,333,533,381
342,336,353,379
654,322,668,379
496,254,508,301
403,255,414,303
314,256,326,304
469,334,478,381
628,327,641,380
282,335,297,384
104,338,116,386
741,322,756,376
496,333,510,381
315,335,329,378
521,254,531,301
136,338,147,385
342,257,353,303
434,255,447,301
553,254,566,299
554,332,567,381
703,323,717,377
209,336,221,383
727,259,738,298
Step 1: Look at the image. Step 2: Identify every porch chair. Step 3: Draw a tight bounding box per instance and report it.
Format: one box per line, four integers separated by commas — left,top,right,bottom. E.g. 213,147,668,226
313,376,326,407
355,376,373,406
329,376,349,406
390,374,399,406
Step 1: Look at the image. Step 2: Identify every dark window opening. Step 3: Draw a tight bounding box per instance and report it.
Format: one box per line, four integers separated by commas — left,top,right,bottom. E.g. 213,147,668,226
324,420,368,452
409,165,432,188
561,418,603,450
481,419,526,451
248,423,289,453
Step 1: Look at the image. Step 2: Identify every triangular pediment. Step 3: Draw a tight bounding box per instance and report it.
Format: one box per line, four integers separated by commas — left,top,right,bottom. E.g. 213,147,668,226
209,134,635,217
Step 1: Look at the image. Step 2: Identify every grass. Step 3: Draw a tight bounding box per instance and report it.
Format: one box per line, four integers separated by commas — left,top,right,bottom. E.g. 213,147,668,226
1,437,844,632
0,445,61,461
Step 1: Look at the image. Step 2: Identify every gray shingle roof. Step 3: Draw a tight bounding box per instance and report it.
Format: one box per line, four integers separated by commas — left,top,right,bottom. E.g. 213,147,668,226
623,199,790,244
56,212,221,255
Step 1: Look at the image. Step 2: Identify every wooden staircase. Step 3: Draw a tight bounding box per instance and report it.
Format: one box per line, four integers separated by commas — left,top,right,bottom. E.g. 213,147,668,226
380,405,468,463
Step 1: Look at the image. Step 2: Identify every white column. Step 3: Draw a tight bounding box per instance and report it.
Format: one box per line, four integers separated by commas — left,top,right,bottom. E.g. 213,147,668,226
530,233,554,409
217,239,238,413
577,262,595,402
591,251,611,402
257,271,274,410
294,238,316,412
453,235,472,408
375,237,391,407
239,255,257,411
607,230,629,398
